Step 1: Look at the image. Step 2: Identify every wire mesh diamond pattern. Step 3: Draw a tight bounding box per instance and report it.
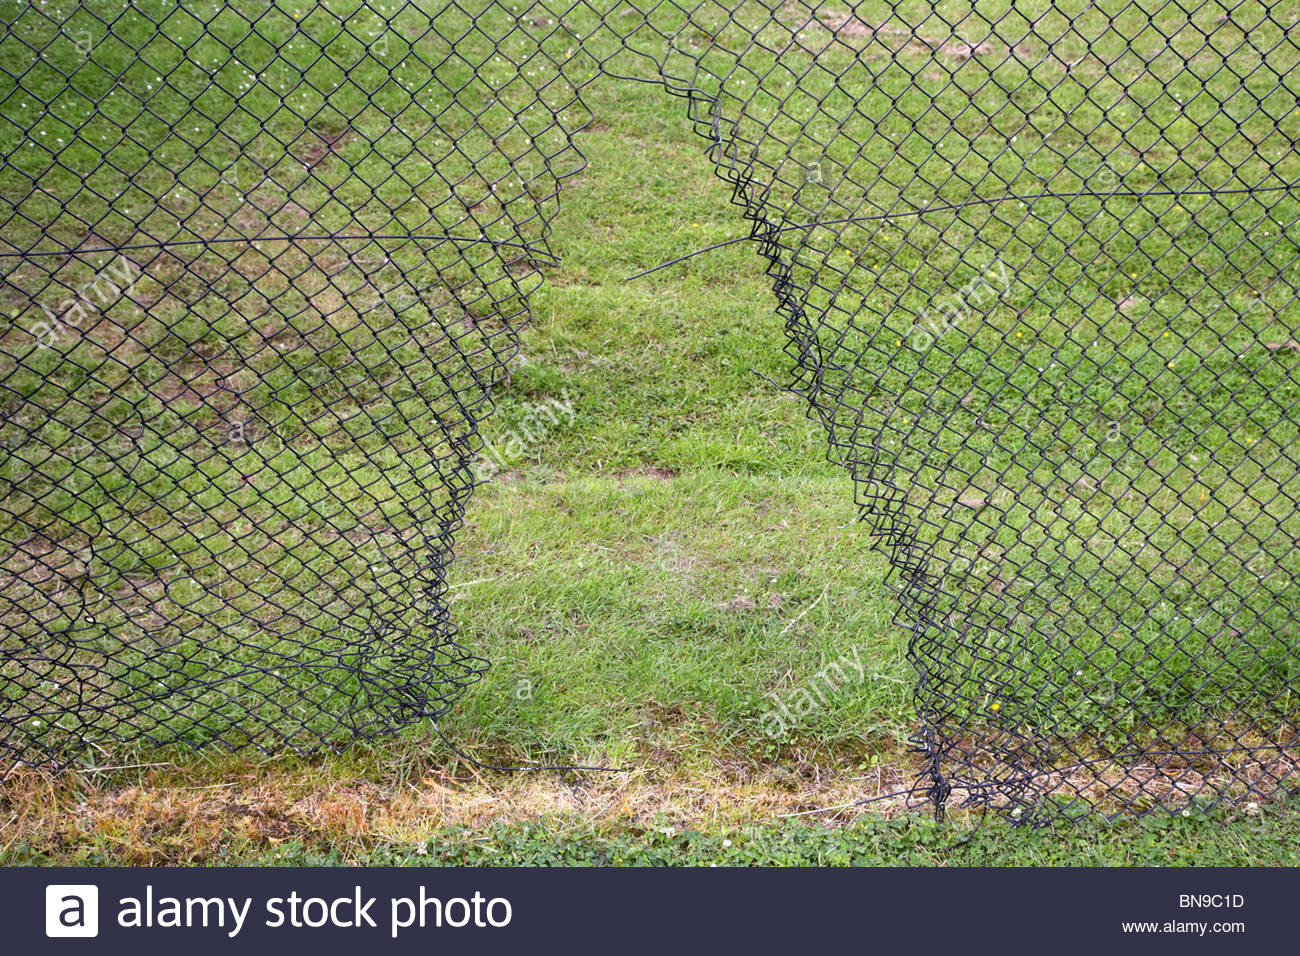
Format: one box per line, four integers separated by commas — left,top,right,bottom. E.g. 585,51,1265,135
2,0,1298,821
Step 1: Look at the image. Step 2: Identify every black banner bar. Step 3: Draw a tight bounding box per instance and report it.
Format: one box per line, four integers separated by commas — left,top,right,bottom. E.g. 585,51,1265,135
5,866,1288,954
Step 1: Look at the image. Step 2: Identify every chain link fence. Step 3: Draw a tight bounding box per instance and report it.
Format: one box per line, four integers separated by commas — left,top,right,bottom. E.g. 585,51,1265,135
2,0,1298,820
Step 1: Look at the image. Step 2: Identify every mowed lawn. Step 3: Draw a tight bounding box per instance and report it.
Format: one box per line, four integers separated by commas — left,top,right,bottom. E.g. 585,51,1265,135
3,0,1300,863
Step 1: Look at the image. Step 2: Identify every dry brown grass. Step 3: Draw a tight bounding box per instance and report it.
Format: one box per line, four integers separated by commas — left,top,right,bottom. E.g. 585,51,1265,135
0,744,924,865
5,734,1293,863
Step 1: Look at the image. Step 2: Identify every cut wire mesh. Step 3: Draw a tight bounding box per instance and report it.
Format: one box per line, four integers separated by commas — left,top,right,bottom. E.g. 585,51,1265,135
1,0,1298,821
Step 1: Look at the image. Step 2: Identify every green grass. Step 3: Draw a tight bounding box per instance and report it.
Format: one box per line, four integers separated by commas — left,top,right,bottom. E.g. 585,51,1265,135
1,0,1299,838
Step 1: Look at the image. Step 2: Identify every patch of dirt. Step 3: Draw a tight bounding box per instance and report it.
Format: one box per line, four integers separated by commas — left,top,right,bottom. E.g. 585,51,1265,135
215,799,298,840
3,535,88,585
506,258,542,277
616,465,678,482
259,320,304,353
793,10,1001,62
234,205,267,234
818,12,875,40
150,360,242,411
295,126,354,168
114,574,174,635
925,38,998,61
